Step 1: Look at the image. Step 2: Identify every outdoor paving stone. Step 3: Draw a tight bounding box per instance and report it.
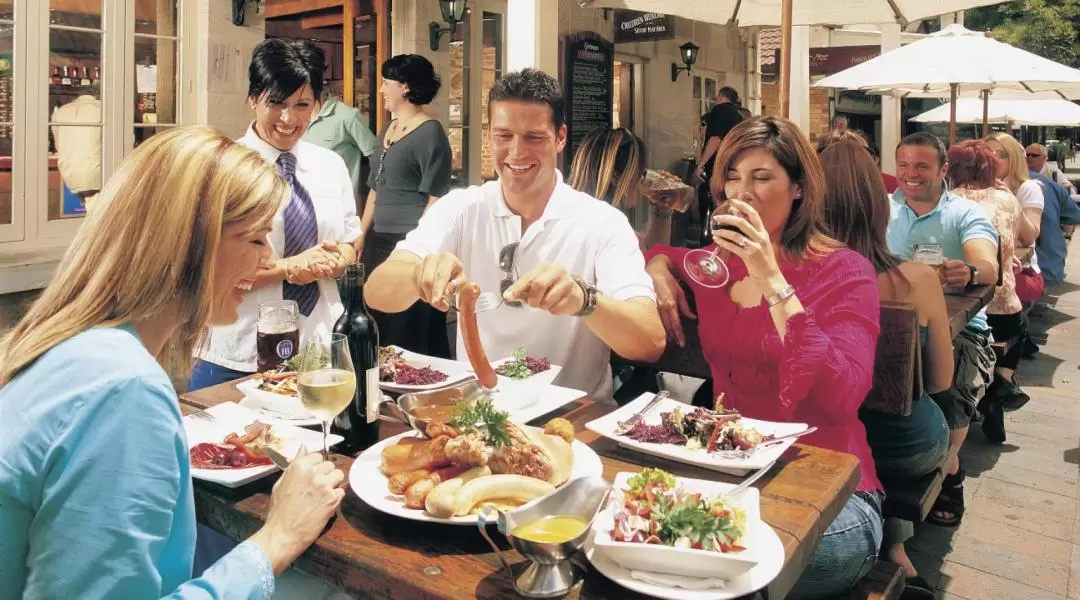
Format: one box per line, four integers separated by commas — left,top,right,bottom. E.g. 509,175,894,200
937,561,1065,600
939,534,1069,594
963,489,1074,541
913,515,1074,567
975,478,1076,521
977,460,1078,498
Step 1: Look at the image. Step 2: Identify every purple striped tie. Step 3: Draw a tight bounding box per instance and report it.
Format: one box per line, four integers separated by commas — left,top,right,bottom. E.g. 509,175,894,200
277,151,320,316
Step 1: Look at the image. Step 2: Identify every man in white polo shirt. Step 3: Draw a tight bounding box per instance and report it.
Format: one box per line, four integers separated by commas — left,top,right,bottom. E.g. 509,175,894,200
366,68,666,400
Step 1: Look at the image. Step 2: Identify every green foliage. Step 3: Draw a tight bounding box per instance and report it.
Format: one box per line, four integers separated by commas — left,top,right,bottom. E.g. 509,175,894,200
965,0,1080,68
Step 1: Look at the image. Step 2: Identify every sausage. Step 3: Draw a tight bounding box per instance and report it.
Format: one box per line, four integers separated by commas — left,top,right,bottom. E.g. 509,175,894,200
458,282,499,389
401,464,471,509
381,435,452,475
424,466,493,518
388,469,432,495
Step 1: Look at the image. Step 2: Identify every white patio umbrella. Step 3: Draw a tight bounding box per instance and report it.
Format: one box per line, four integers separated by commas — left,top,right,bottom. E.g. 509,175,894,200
911,98,1080,126
814,24,1080,143
578,1,1008,117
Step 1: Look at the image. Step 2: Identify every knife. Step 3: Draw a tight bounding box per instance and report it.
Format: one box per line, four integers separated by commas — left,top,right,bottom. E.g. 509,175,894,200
264,443,306,470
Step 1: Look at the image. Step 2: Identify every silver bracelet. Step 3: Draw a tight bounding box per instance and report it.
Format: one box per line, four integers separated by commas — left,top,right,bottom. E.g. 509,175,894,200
765,284,796,307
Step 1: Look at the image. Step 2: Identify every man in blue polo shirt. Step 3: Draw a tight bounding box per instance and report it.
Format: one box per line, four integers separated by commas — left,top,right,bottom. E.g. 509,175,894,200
888,132,1002,525
1026,144,1080,287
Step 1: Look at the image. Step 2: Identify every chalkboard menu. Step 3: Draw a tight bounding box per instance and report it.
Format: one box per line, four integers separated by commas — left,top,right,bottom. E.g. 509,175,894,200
562,32,614,172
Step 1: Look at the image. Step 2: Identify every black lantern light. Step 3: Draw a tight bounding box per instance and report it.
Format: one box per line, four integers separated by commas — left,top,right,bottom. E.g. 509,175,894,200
670,41,700,82
430,0,468,51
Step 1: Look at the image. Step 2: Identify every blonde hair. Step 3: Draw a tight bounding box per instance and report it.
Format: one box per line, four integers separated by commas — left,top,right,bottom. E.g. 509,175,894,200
987,132,1029,194
567,127,645,208
0,126,288,385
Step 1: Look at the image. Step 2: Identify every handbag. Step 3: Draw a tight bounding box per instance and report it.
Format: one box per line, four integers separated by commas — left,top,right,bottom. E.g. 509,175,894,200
1015,267,1045,304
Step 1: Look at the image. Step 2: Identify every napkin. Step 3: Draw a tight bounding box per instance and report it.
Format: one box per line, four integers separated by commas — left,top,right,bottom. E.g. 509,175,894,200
629,570,727,590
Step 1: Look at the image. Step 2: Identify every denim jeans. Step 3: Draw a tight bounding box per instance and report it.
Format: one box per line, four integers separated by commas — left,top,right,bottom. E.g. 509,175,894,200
187,359,255,392
788,491,884,599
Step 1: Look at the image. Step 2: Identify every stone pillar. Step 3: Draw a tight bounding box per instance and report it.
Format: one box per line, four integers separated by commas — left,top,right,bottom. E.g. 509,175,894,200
193,0,266,138
506,0,559,76
787,25,811,131
880,23,902,173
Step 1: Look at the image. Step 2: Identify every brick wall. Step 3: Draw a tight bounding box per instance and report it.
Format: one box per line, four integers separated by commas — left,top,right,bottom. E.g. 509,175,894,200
759,82,831,141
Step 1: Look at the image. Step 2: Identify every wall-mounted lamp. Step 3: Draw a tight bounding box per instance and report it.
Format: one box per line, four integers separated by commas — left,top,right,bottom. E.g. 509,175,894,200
429,0,468,51
670,41,700,82
232,0,247,25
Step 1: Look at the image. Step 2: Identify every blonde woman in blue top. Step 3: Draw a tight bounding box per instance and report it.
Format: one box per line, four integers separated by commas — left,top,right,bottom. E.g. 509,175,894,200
0,126,345,599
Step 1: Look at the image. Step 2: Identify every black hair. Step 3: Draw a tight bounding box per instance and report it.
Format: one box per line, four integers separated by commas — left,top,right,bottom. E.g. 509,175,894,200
248,38,325,103
897,131,947,167
488,68,565,129
381,54,441,105
866,140,881,159
718,86,741,105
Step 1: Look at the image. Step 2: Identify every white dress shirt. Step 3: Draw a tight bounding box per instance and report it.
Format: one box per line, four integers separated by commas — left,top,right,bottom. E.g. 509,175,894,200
396,173,656,400
198,126,362,371
51,95,102,193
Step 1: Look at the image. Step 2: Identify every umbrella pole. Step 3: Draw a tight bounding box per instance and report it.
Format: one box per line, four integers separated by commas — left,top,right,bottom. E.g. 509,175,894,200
949,83,958,147
982,89,990,137
779,0,792,118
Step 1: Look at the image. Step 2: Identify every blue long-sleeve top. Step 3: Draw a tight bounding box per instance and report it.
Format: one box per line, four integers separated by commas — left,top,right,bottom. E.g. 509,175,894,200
0,325,275,599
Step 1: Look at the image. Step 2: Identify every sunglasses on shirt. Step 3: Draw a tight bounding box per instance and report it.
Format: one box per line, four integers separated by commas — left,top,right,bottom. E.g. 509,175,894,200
499,242,523,309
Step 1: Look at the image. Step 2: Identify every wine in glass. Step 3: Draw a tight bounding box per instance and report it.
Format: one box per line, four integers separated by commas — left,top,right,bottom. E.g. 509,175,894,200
683,205,747,288
296,332,357,459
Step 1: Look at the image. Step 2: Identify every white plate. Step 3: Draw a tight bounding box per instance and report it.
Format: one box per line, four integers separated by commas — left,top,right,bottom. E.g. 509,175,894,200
348,428,605,524
584,524,784,600
488,379,586,424
378,346,477,392
185,402,343,488
235,377,311,420
236,396,322,427
490,357,563,387
592,472,763,582
584,393,808,476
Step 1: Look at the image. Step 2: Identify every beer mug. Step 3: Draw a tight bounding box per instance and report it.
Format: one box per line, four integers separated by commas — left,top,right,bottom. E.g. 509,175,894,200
913,243,945,282
257,300,300,372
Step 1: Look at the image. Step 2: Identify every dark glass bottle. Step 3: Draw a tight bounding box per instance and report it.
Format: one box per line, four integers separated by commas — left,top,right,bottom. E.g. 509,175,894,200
331,263,381,454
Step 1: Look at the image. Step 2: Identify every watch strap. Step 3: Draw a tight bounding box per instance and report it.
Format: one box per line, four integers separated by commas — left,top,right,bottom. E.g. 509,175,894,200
572,276,600,317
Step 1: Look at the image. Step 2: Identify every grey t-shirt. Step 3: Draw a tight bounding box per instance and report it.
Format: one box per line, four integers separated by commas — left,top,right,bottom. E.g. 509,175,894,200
368,119,453,234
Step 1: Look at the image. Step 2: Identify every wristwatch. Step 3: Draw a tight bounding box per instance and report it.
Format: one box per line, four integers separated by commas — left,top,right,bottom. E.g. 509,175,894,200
572,276,601,317
965,263,979,286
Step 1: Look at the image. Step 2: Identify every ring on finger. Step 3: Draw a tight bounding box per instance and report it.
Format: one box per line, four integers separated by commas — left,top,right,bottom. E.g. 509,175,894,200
737,236,749,248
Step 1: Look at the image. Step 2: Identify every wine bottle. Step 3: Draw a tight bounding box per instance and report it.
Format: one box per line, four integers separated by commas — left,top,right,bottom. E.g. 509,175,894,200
331,263,381,454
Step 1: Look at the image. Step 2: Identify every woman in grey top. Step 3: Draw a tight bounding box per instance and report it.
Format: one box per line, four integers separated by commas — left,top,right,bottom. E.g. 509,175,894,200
359,54,453,357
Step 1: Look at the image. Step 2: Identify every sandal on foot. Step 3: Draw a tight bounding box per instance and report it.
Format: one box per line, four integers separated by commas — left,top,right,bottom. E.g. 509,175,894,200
926,467,965,527
901,576,936,600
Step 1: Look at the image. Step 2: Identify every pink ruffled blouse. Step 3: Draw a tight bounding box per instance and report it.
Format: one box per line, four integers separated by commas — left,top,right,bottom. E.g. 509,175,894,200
644,245,883,494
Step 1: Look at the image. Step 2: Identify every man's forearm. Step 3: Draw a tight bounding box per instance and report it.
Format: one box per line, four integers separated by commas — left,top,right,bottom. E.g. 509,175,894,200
365,257,422,313
972,257,998,285
584,297,666,361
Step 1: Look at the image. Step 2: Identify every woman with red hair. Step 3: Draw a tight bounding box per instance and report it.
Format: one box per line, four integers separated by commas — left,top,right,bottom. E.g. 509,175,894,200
946,140,1024,443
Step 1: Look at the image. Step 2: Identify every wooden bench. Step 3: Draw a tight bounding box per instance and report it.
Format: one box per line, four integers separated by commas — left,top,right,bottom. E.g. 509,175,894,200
846,561,906,600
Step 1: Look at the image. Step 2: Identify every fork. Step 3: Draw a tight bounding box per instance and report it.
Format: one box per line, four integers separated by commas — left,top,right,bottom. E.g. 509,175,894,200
446,290,503,314
712,426,819,460
187,409,217,424
614,391,670,435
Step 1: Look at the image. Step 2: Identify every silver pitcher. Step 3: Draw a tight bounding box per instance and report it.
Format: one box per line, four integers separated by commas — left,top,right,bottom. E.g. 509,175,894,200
477,475,611,598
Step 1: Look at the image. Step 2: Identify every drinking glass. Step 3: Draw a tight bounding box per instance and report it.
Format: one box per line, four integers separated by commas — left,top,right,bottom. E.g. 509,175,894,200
913,243,945,283
256,300,300,372
682,204,748,288
296,332,356,459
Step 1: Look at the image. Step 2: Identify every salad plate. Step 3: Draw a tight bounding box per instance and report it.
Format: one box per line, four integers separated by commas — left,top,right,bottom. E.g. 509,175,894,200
377,346,476,392
585,393,808,476
584,470,784,599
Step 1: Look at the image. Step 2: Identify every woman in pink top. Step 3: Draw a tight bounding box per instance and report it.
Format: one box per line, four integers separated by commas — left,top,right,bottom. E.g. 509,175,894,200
645,116,882,599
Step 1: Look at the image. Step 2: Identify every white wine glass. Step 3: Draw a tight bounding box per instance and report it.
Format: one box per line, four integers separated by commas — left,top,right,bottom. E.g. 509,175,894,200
296,332,356,459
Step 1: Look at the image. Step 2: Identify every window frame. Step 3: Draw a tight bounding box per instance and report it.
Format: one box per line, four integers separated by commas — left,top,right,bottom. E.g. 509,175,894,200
0,0,193,272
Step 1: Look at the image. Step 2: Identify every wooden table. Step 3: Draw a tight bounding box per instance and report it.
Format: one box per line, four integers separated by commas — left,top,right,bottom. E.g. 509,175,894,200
182,382,860,600
944,284,995,339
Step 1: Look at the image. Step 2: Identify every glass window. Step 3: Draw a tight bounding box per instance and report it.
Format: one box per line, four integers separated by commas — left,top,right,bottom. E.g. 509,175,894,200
0,6,12,228
133,0,178,147
480,12,502,181
48,2,103,221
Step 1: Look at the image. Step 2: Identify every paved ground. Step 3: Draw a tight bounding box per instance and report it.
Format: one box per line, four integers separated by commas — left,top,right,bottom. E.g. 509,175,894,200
904,234,1080,599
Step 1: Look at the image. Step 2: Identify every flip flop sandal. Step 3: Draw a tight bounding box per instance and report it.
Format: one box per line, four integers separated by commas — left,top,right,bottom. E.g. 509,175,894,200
926,466,965,527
